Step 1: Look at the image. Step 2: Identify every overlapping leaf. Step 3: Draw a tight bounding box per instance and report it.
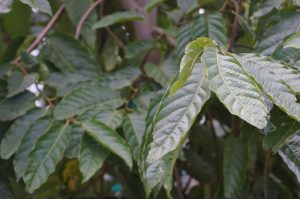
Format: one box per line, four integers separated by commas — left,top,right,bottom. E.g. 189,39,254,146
284,32,300,49
23,123,71,193
201,47,268,129
20,0,52,15
125,40,156,59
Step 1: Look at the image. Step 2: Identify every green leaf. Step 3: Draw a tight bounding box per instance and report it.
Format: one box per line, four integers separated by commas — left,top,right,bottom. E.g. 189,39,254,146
7,71,38,98
144,58,178,87
54,84,124,120
279,135,300,183
102,39,121,71
140,64,211,196
237,55,300,123
23,123,71,193
125,40,156,59
252,0,282,18
201,47,268,129
64,125,84,159
176,12,227,58
170,37,214,94
64,0,97,47
145,0,167,13
81,120,133,169
0,0,13,14
14,116,53,180
20,0,52,15
0,91,36,121
1,108,46,159
284,32,300,49
123,112,146,160
43,33,98,72
264,108,300,152
79,134,109,183
223,135,247,198
93,11,144,29
176,0,198,13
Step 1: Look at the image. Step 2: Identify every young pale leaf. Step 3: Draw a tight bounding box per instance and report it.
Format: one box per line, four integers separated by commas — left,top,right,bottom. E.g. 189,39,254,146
284,32,300,49
223,135,247,198
145,0,166,12
23,123,71,193
279,135,300,183
170,37,215,94
201,47,268,129
93,11,144,29
79,134,109,183
123,112,146,160
141,64,211,196
54,84,123,120
20,0,52,15
14,117,53,180
81,120,133,169
264,108,300,152
7,71,38,98
0,92,36,121
237,55,300,123
0,108,46,159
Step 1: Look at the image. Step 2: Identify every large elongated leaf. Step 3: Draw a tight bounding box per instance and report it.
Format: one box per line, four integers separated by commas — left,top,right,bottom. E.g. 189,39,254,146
54,84,124,120
23,123,71,193
93,11,144,29
0,91,36,121
65,125,84,159
223,135,247,198
145,0,167,12
279,135,300,183
284,32,300,49
141,64,211,196
201,47,268,129
237,55,300,123
170,37,214,94
79,134,109,183
81,120,132,169
123,112,146,160
14,117,53,180
1,108,46,159
264,108,300,151
176,12,227,58
20,0,52,15
124,40,156,59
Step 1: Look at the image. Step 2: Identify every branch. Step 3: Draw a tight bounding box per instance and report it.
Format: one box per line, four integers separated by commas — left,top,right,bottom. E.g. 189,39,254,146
75,0,104,39
227,0,240,52
264,151,271,199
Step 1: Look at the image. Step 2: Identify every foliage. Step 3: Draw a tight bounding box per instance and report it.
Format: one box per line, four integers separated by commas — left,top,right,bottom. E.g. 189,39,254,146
1,0,300,198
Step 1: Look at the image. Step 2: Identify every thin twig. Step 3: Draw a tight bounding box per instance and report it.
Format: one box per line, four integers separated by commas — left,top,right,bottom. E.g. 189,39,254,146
264,151,271,199
227,0,241,52
174,166,184,199
75,0,104,39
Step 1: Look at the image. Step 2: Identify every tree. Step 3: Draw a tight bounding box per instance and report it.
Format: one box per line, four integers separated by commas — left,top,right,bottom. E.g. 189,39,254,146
0,0,300,198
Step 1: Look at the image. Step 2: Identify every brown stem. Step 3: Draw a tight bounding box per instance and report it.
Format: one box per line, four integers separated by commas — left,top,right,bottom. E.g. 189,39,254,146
75,0,103,39
263,151,271,199
174,166,184,199
227,0,241,52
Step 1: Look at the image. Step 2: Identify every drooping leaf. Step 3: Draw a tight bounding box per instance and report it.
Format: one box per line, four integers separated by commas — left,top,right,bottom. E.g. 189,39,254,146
201,47,268,129
81,120,133,169
54,84,124,120
284,32,300,49
237,55,300,123
252,0,282,18
23,123,71,193
64,125,84,159
43,33,98,72
125,40,157,59
20,0,52,15
64,0,97,47
140,64,211,196
176,12,227,58
93,11,144,29
279,135,300,183
123,112,146,160
0,91,36,121
145,0,167,12
170,37,214,94
0,108,46,159
14,116,53,180
79,134,109,183
264,108,300,152
223,135,247,198
7,71,38,97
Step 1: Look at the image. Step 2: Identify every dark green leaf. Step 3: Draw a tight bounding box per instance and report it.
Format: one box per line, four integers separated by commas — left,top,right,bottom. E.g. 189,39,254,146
20,0,52,15
145,0,167,13
125,40,156,59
